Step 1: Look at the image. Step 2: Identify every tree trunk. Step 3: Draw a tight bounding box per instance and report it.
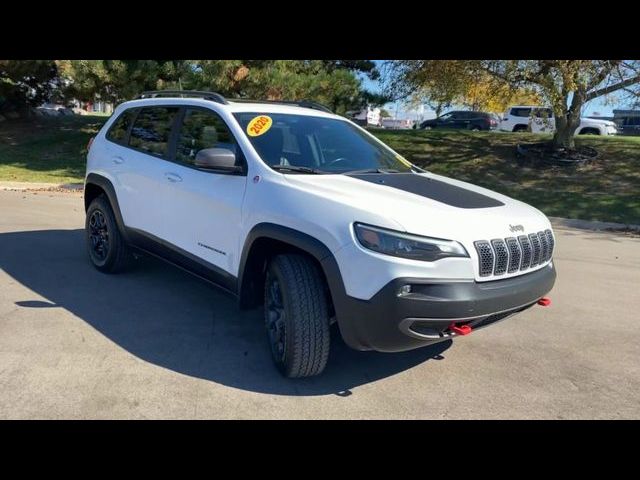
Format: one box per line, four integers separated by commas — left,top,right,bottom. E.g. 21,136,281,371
552,116,577,149
552,93,584,150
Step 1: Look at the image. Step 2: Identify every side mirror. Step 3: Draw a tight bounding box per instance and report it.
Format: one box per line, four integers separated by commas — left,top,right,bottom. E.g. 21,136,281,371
194,148,243,173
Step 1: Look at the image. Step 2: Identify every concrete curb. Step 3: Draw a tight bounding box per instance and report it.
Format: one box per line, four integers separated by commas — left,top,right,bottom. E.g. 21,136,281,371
0,181,83,192
549,216,640,232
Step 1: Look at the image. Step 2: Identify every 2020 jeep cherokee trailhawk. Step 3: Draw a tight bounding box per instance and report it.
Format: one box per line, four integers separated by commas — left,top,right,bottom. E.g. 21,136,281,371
84,90,556,377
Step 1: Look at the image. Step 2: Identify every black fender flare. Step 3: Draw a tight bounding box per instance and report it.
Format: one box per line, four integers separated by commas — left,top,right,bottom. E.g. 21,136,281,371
84,173,129,242
237,223,372,350
237,223,348,311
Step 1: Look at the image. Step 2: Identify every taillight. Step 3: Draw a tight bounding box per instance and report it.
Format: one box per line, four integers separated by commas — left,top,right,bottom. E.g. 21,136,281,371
87,137,94,151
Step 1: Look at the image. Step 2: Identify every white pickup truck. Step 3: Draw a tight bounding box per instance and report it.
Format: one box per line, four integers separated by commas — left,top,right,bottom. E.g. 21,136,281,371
500,106,618,135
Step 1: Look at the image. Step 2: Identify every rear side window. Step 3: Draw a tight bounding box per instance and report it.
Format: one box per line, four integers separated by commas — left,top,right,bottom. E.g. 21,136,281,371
535,108,553,119
175,108,238,164
129,107,180,157
510,108,532,117
106,109,137,144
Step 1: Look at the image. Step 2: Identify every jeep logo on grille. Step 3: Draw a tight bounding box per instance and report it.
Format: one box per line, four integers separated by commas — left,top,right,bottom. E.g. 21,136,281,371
509,224,524,233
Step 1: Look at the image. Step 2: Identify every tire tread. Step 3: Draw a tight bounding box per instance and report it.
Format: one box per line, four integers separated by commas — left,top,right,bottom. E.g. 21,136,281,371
86,194,131,273
270,254,330,377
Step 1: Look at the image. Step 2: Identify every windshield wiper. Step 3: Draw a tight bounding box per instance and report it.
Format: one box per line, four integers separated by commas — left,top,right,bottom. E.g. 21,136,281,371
342,168,402,174
270,165,325,174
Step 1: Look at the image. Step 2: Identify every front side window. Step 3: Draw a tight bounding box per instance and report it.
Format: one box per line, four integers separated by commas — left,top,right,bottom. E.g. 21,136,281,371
175,108,239,165
129,106,179,157
233,112,413,174
106,108,137,144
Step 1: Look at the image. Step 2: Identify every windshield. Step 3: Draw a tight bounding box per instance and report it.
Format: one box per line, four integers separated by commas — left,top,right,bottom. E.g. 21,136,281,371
233,112,414,173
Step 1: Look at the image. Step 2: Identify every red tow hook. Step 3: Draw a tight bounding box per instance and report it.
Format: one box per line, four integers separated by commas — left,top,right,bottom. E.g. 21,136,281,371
449,323,473,335
537,297,552,307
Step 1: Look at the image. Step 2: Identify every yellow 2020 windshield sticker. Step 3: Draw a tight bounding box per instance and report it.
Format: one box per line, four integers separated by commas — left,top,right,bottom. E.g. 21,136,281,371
247,115,273,137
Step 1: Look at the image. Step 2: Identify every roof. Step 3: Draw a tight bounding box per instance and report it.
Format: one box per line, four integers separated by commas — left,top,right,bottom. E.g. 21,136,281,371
116,95,339,119
613,109,640,116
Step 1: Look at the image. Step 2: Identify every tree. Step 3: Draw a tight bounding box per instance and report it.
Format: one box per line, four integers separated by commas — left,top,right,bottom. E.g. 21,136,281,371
0,60,58,115
320,60,379,79
184,60,376,115
56,60,188,104
385,60,540,117
385,60,467,117
481,60,640,149
360,89,392,108
462,76,540,113
13,60,380,118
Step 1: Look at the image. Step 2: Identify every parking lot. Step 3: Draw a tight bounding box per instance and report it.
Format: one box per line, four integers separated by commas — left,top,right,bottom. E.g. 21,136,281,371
0,189,638,419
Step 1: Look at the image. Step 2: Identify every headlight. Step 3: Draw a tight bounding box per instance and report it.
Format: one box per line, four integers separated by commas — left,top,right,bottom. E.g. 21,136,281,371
353,223,468,262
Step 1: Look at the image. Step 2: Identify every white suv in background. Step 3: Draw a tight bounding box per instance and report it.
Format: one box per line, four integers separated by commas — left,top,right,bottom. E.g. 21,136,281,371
84,91,557,377
500,106,618,135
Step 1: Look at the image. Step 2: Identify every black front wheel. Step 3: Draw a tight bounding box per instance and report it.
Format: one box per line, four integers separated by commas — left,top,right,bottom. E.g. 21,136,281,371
85,195,132,273
264,254,331,378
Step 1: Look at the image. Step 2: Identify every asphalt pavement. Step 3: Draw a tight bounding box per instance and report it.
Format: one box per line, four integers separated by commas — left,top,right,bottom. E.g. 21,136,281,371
0,190,638,419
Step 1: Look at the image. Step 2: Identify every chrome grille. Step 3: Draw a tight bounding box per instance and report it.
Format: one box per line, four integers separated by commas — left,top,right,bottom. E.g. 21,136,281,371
538,231,549,262
491,239,508,275
545,229,555,260
474,241,494,277
506,237,521,273
475,230,554,278
518,235,532,270
529,233,541,266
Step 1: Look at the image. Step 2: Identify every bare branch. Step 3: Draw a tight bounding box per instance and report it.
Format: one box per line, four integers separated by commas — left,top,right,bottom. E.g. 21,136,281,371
586,73,640,101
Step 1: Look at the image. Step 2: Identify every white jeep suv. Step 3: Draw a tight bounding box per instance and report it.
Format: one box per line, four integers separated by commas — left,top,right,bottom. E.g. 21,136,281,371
84,91,557,377
500,105,618,135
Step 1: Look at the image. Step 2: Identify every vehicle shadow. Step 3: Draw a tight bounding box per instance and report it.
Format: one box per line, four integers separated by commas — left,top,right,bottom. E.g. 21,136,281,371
0,229,450,396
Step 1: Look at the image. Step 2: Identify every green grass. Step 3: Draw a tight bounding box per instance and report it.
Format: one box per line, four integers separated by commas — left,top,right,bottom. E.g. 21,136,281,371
372,129,640,224
1,116,639,223
0,115,108,184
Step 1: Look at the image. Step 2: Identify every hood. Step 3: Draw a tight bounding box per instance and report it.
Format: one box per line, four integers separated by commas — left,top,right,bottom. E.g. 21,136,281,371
284,172,552,247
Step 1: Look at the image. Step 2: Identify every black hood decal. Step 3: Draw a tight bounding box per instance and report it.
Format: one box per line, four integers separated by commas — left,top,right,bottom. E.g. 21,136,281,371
347,173,504,209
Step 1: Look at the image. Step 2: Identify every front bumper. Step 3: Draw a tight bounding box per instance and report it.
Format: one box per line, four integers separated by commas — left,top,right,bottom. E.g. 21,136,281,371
334,262,556,352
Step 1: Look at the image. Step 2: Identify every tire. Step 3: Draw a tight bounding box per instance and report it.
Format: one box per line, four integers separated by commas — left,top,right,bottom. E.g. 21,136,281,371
513,125,528,133
578,128,600,135
85,194,132,273
470,126,481,132
264,254,331,378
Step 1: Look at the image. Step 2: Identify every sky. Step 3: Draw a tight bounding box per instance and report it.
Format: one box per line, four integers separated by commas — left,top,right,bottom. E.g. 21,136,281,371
361,61,618,120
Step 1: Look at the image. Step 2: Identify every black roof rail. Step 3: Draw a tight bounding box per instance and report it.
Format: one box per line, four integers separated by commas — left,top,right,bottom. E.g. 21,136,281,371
228,98,333,113
136,90,228,105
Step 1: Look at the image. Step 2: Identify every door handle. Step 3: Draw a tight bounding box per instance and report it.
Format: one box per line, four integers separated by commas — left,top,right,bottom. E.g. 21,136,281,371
164,173,182,183
113,156,124,165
